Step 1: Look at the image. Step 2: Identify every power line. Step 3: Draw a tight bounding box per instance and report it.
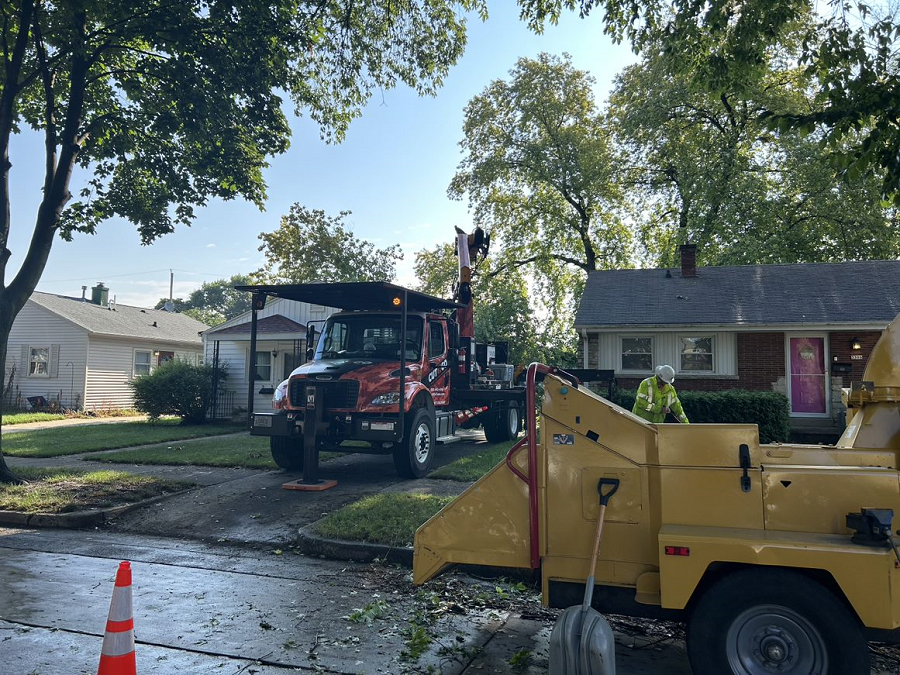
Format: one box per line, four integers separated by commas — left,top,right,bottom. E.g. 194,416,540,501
42,268,232,283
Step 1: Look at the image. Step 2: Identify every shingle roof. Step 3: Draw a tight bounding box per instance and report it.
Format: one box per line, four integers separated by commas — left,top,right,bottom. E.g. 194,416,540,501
206,315,305,336
29,291,207,344
575,260,900,328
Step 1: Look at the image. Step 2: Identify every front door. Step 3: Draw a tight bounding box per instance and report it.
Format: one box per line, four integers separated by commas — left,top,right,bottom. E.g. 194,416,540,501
787,336,827,415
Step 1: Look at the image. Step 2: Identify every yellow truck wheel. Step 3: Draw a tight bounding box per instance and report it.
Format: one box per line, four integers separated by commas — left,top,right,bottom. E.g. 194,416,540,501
687,568,869,675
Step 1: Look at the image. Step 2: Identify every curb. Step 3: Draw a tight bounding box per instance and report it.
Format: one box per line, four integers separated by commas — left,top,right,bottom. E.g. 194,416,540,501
0,491,187,529
295,526,413,566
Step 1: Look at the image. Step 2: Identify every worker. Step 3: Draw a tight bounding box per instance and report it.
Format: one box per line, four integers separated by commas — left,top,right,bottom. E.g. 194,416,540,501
632,365,689,424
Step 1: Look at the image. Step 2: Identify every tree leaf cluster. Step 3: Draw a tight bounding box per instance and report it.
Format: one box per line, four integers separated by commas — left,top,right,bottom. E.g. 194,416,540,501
257,204,402,284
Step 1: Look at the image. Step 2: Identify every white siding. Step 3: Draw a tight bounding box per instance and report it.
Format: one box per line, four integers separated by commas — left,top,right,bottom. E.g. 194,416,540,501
5,302,88,408
84,336,203,410
590,331,737,377
203,297,330,416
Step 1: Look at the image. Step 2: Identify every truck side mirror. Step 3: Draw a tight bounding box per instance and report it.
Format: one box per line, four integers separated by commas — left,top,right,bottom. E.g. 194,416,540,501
447,321,459,350
306,325,317,362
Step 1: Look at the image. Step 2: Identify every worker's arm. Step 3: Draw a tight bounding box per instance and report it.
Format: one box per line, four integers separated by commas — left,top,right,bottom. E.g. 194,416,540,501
670,394,689,424
636,379,665,415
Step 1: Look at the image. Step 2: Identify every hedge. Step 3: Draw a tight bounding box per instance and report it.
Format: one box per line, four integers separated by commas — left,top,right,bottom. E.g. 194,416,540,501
608,388,791,444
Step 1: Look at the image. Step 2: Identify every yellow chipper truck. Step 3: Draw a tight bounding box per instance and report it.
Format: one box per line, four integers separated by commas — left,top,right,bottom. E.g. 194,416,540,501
414,311,900,675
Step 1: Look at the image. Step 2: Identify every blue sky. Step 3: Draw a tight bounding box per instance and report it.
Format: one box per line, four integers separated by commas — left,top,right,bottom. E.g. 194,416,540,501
9,4,637,309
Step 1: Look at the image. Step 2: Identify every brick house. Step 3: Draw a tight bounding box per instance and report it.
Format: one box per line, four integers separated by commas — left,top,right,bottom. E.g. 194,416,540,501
574,248,900,437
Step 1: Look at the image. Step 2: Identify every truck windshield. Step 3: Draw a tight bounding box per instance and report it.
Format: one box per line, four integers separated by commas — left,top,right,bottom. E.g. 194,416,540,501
315,315,424,361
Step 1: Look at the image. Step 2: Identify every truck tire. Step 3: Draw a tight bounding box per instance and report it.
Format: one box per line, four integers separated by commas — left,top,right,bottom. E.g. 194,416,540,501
270,436,305,471
483,401,521,444
687,568,869,675
393,408,435,478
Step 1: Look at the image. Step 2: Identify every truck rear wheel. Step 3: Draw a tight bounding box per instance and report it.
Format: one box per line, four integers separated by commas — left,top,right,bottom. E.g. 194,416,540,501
270,436,305,471
687,568,869,675
393,408,434,478
483,401,521,444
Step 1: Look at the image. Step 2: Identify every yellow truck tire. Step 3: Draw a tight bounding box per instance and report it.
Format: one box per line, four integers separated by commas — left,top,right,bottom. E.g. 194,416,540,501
686,568,869,675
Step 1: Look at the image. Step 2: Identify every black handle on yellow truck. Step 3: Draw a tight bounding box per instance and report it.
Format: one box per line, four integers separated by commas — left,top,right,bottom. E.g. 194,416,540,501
598,477,620,507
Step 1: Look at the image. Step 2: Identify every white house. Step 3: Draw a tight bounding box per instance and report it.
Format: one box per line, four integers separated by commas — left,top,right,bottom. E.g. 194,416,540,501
202,296,336,417
6,284,208,411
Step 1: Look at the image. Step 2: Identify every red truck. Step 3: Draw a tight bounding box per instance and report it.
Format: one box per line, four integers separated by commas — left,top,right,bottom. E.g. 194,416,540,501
243,281,525,482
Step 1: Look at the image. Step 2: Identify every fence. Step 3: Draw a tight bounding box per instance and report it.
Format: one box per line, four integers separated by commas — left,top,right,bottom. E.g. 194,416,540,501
206,389,236,421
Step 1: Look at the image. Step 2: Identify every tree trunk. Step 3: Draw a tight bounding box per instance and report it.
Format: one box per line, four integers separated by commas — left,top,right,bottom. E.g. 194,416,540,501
0,313,22,484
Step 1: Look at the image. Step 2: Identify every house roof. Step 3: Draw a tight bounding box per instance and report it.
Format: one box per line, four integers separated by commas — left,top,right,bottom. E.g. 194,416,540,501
29,291,208,343
575,260,900,328
205,314,305,337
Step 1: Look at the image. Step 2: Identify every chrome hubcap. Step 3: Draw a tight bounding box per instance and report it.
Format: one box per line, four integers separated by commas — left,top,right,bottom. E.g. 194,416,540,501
413,422,431,464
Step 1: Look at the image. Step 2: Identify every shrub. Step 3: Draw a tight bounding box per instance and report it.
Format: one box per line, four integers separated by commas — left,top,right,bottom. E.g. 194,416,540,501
129,360,226,424
609,388,791,444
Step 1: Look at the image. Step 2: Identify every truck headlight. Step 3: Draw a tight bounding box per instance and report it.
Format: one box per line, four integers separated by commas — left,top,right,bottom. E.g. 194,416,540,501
371,392,401,405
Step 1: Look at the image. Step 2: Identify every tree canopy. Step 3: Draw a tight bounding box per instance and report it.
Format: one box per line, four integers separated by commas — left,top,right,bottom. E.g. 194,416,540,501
519,0,900,203
448,53,632,325
609,38,900,266
0,0,484,483
257,204,402,283
155,274,253,327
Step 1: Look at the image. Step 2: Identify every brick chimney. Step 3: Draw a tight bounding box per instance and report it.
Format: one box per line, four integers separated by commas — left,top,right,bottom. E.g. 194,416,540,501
679,244,697,278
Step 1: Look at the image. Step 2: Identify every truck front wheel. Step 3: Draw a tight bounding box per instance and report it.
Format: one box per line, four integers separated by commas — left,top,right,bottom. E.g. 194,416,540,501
270,436,305,471
393,408,435,478
687,568,869,675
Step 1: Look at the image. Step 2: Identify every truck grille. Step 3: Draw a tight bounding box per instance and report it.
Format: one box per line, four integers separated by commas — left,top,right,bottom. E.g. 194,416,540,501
289,380,360,409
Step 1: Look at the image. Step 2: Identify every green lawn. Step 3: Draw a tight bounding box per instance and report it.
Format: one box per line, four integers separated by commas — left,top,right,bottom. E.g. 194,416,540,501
2,412,68,424
0,467,190,513
428,439,520,482
1,420,245,457
313,492,454,547
84,434,342,469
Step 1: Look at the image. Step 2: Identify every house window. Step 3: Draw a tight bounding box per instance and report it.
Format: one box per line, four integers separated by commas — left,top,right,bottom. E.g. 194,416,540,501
679,336,714,372
621,337,653,371
134,350,152,377
254,351,272,381
29,347,50,377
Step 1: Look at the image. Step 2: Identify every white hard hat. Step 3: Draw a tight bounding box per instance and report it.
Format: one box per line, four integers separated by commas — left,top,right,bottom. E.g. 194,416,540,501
655,364,675,384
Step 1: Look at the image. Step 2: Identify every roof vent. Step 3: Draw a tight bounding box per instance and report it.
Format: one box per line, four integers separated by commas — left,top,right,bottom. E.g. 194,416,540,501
81,285,87,302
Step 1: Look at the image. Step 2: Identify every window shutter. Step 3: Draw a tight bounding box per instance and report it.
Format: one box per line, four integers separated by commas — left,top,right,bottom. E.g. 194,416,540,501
49,344,60,378
20,345,28,373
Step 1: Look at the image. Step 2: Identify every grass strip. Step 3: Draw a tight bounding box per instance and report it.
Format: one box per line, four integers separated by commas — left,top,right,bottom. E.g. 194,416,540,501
0,466,190,514
84,434,341,469
2,420,245,457
2,412,69,424
428,439,519,482
313,492,454,547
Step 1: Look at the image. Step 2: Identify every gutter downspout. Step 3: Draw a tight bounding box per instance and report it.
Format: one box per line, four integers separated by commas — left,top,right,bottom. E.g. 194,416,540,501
581,329,589,369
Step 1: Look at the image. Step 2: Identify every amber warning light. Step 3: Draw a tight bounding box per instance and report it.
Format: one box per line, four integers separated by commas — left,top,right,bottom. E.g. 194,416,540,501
392,296,402,306
665,546,690,557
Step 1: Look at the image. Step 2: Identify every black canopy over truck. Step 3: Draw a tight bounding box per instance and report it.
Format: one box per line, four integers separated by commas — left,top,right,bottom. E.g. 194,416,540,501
239,281,525,484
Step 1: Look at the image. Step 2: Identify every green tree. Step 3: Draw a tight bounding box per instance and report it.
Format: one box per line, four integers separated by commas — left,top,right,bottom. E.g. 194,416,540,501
448,53,631,345
519,0,900,203
156,274,253,327
257,204,403,283
0,0,483,483
610,42,900,266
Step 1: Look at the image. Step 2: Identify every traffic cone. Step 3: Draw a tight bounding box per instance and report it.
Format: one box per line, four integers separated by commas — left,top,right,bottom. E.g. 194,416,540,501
97,561,136,675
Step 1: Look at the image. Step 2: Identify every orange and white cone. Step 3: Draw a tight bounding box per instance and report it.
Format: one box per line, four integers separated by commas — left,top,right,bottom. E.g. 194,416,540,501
97,561,136,675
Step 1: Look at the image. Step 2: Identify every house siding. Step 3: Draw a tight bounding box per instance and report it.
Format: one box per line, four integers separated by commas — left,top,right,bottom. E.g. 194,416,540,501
84,336,203,410
5,302,88,408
